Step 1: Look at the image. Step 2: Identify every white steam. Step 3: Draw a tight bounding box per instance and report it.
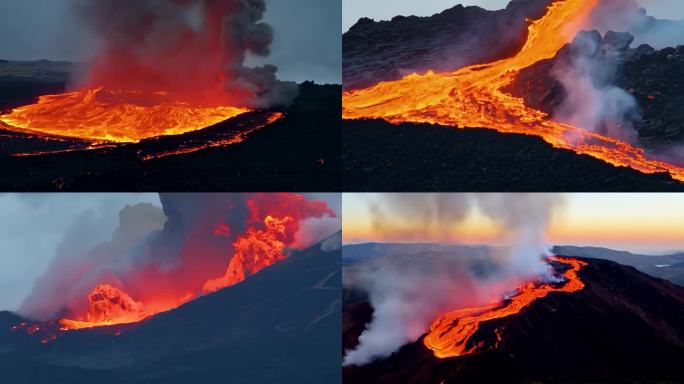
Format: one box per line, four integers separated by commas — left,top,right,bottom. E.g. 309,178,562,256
343,193,565,366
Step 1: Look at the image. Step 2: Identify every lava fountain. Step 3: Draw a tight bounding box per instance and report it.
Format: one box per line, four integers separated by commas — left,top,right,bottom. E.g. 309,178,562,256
342,0,684,181
423,256,587,358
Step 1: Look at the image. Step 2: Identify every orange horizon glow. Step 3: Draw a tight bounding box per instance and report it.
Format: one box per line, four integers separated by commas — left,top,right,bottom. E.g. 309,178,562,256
343,194,684,253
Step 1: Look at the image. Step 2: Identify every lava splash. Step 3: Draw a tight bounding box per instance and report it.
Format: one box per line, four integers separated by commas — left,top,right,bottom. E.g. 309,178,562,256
342,0,684,181
423,256,587,358
0,87,250,143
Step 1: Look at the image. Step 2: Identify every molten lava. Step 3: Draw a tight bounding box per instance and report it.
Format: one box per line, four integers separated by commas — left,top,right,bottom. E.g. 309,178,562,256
59,284,150,330
0,87,250,143
203,215,292,292
423,256,587,358
342,0,684,181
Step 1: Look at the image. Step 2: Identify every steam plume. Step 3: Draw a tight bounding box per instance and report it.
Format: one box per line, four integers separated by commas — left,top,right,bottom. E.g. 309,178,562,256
75,0,297,107
343,193,565,366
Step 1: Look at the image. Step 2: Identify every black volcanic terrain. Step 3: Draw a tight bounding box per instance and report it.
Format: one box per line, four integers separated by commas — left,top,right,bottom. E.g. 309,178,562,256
343,257,684,384
0,61,341,191
342,2,684,191
0,237,341,384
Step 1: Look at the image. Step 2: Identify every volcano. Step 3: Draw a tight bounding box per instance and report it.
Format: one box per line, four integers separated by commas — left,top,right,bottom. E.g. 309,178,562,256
343,256,684,384
342,0,684,191
0,61,341,191
0,234,341,384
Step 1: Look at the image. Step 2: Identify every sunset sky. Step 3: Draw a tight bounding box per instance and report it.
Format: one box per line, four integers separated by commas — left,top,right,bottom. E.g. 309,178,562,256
343,193,684,253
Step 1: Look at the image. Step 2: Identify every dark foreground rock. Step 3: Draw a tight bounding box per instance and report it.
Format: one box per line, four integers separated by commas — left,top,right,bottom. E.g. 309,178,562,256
343,119,684,191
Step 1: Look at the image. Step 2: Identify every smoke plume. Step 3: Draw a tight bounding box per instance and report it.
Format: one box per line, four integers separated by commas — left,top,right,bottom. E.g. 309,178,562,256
553,0,684,143
553,30,640,142
20,193,336,321
74,0,298,107
343,193,565,366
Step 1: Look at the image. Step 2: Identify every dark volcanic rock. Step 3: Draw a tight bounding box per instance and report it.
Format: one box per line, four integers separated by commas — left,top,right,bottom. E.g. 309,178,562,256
343,119,684,191
343,258,684,384
343,0,553,90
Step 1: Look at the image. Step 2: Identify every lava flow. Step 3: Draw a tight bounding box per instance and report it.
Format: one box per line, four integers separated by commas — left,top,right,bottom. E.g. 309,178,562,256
342,0,684,181
0,87,250,143
423,256,587,358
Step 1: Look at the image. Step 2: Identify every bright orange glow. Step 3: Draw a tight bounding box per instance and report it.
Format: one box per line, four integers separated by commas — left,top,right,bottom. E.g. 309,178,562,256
203,215,293,292
59,284,151,330
342,0,684,181
423,256,587,358
13,194,336,339
0,87,250,143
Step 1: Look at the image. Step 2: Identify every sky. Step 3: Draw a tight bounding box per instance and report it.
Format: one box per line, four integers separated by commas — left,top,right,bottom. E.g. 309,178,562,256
0,193,341,312
343,0,684,31
343,193,684,254
0,0,341,84
0,193,161,313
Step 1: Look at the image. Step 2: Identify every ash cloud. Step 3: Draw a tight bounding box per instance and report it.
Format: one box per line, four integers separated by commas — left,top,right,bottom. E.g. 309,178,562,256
74,0,297,107
344,193,565,366
19,193,337,321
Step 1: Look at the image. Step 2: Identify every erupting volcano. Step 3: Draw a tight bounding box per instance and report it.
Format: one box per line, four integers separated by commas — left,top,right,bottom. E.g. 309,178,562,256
342,0,684,182
14,193,337,336
0,0,290,143
423,256,587,358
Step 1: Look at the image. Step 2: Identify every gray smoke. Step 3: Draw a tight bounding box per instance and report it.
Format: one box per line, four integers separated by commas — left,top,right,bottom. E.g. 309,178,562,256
553,30,640,142
75,0,297,107
553,0,684,143
344,193,565,365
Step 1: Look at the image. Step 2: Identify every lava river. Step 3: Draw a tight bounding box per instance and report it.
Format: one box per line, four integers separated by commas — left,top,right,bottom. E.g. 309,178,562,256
0,87,250,143
342,0,684,181
423,256,587,358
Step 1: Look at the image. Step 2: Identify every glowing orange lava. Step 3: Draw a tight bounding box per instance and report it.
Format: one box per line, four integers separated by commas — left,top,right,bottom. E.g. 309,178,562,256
0,87,250,143
342,0,684,181
203,215,292,292
423,256,587,358
59,284,151,330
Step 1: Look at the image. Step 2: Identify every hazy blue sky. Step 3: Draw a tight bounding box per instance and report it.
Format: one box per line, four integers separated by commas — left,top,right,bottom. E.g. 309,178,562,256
343,0,684,31
0,193,161,312
0,0,341,84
